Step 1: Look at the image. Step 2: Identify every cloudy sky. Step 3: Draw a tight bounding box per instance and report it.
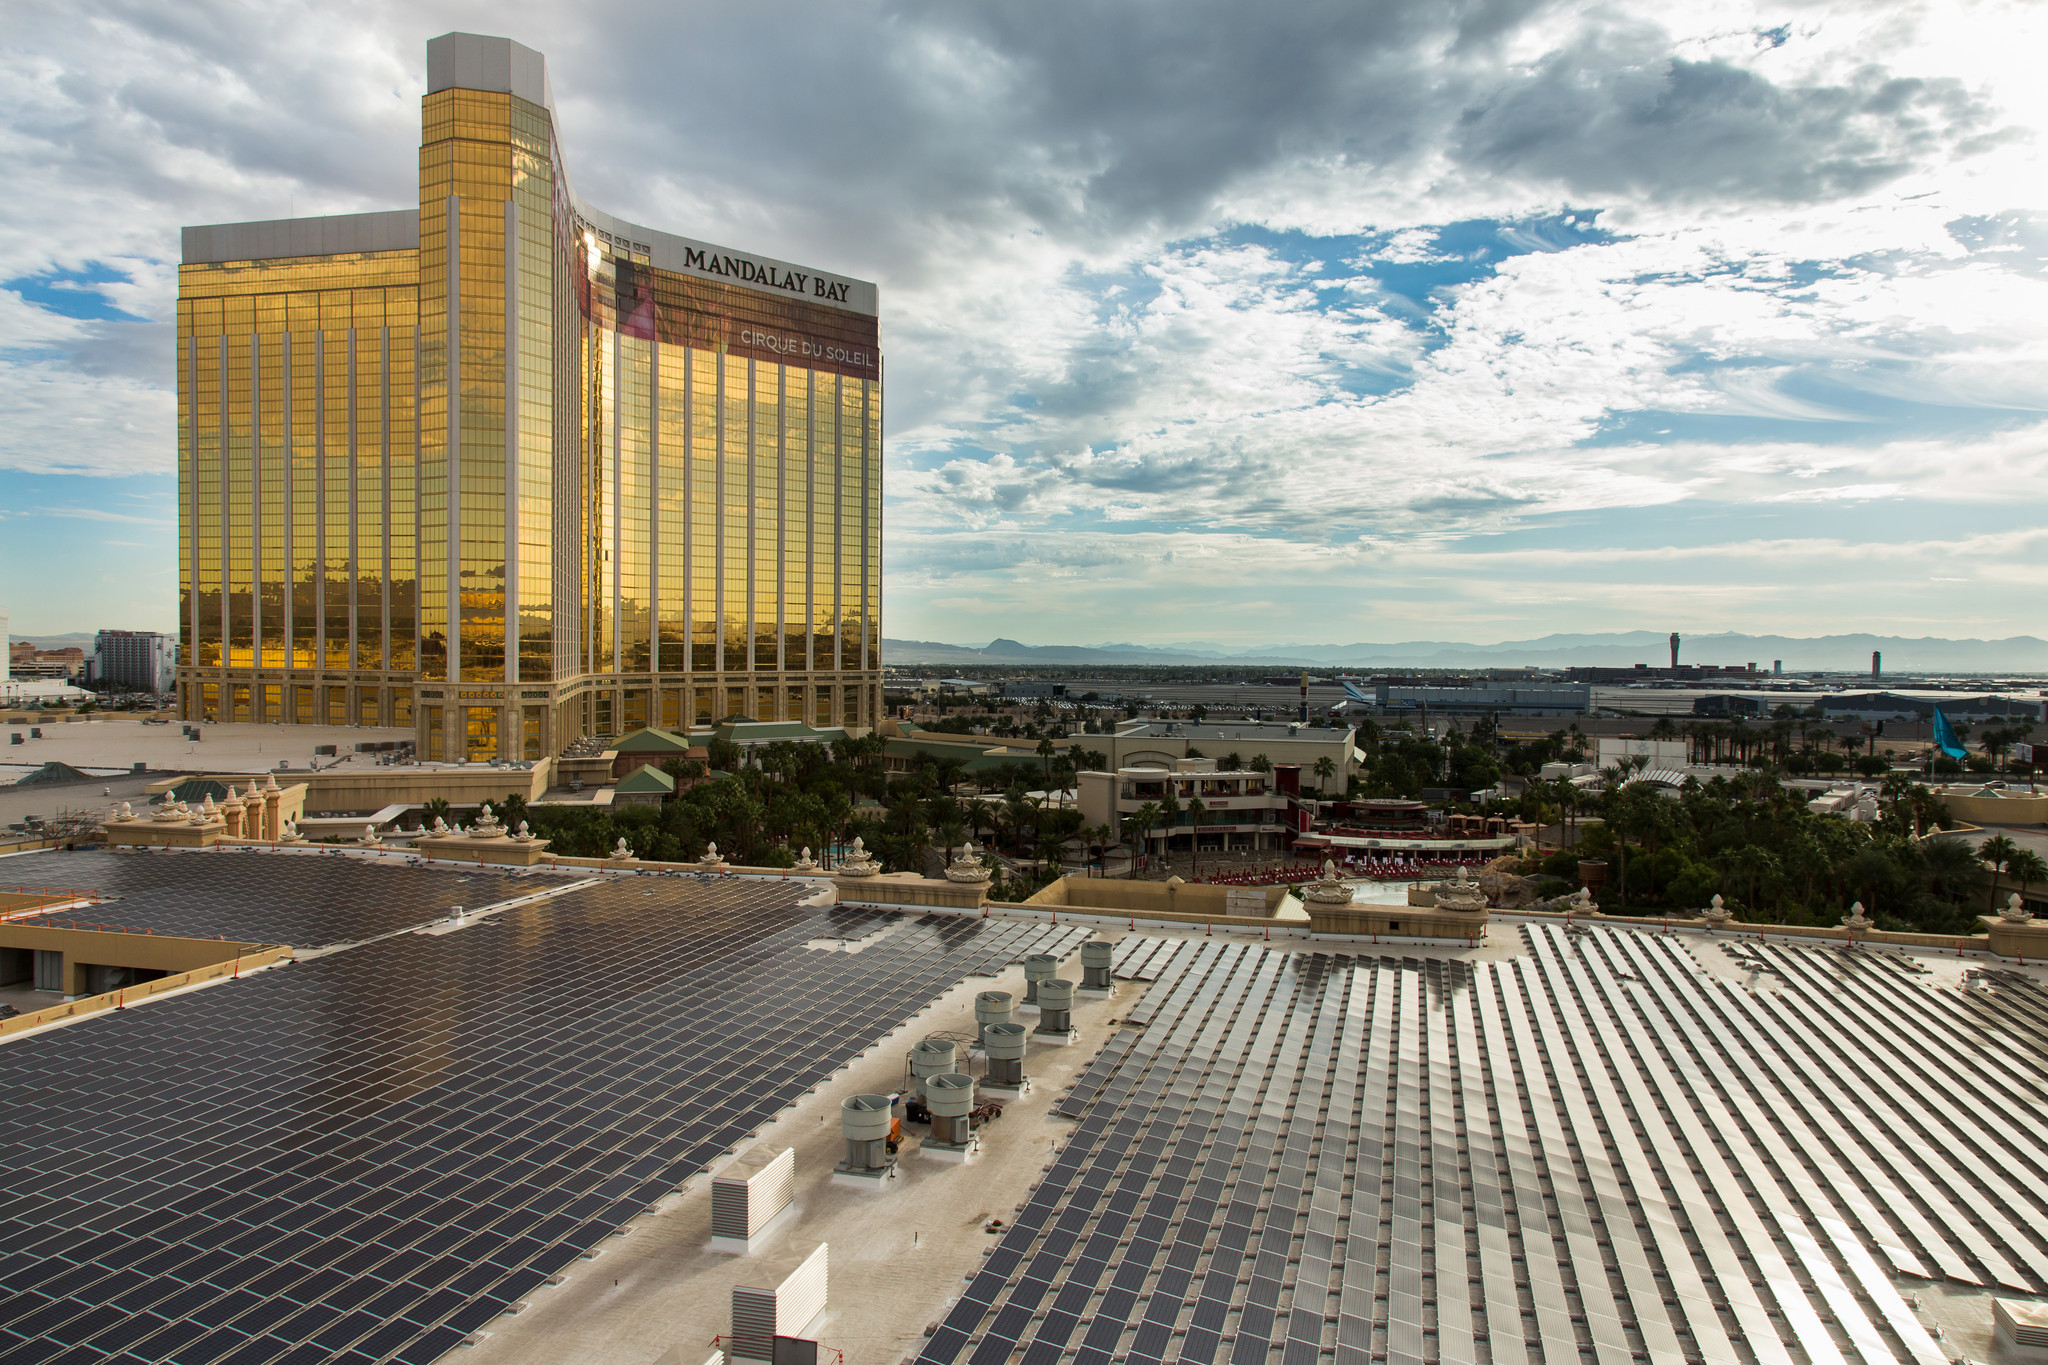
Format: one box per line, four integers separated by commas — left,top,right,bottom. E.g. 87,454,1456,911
4,0,2045,647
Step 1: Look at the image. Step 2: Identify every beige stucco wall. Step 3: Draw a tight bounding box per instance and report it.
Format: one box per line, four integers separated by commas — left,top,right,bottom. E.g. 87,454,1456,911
1026,876,1288,918
147,764,552,816
1937,786,2048,827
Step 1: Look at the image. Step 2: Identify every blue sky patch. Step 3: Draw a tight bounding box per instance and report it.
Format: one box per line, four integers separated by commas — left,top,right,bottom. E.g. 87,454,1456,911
4,261,148,322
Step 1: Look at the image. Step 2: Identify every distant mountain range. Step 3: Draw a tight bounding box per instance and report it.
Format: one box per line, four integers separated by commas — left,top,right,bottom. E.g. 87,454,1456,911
882,631,2048,673
9,633,97,650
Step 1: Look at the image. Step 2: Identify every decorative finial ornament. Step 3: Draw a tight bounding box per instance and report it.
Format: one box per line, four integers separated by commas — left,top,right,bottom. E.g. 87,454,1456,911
837,835,880,877
1302,857,1355,906
945,842,992,884
1999,891,2032,923
1702,893,1732,927
1842,900,1874,931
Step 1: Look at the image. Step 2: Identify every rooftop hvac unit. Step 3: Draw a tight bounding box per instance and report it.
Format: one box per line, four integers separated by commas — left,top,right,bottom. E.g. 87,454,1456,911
1995,1297,2048,1357
834,1093,896,1185
973,990,1013,1042
1078,940,1113,995
923,1073,978,1158
730,1243,827,1363
983,1022,1028,1094
1020,954,1059,1012
1034,979,1076,1042
909,1037,955,1099
710,1146,795,1254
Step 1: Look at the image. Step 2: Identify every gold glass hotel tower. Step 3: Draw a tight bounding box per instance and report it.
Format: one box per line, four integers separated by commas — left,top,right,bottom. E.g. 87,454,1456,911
176,34,882,761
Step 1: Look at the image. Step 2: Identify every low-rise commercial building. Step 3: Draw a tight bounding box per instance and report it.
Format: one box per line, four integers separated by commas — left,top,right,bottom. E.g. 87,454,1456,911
1097,720,1355,793
1078,759,1294,856
1372,681,1591,716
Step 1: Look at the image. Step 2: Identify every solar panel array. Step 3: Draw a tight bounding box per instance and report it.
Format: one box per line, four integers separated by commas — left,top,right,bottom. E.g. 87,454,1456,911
14,849,540,947
927,924,2048,1364
0,866,1094,1365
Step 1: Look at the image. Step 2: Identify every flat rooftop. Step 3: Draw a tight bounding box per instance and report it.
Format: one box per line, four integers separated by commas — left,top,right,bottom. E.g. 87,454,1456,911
1115,722,1353,742
2,715,416,779
8,848,2048,1365
0,850,1089,1365
924,925,2048,1364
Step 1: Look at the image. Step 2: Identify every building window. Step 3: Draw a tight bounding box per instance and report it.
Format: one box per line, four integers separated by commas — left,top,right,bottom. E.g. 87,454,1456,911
465,707,497,763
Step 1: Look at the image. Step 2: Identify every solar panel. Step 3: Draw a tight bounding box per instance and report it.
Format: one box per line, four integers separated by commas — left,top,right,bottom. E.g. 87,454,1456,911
926,918,2048,1365
0,863,1098,1365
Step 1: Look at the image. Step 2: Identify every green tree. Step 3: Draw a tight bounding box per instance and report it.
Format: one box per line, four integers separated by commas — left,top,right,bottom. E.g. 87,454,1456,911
1124,801,1160,878
1312,755,1337,791
1919,837,1987,907
1158,789,1182,864
1185,796,1207,880
1980,834,2021,911
2008,850,2048,904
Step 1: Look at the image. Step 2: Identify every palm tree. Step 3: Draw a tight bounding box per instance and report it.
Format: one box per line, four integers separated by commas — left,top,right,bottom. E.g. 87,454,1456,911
1158,790,1182,867
2009,850,2048,904
1312,755,1337,792
1981,834,2021,911
1119,810,1148,879
1919,837,1986,906
1002,788,1035,854
1126,801,1160,878
1035,736,1057,790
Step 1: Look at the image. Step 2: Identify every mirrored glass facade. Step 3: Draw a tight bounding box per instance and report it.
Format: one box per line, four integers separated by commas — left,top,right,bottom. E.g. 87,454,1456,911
177,33,882,759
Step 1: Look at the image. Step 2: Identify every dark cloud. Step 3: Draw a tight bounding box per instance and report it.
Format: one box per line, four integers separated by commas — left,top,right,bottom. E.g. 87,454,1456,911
1455,32,2000,204
547,0,2003,286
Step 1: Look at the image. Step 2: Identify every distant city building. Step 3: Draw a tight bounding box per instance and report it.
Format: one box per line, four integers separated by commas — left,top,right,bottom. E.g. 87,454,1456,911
8,644,87,681
1596,737,1688,769
1566,663,1759,684
1076,760,1295,856
1374,681,1591,717
1669,631,1680,667
93,630,179,693
1872,650,1882,681
1101,720,1355,794
1818,692,2046,722
176,33,882,760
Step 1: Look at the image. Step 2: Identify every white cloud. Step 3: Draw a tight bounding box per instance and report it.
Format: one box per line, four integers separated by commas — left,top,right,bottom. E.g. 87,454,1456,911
4,0,2047,641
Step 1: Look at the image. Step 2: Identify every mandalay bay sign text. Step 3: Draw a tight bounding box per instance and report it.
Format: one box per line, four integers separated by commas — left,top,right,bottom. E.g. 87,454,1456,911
683,247,858,305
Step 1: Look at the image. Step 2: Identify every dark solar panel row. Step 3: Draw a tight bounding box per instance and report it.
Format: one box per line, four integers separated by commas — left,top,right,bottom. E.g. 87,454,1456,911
14,847,542,947
0,861,1097,1365
923,925,1998,1363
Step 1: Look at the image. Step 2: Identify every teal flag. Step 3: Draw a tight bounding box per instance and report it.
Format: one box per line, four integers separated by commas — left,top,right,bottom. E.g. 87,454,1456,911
1931,707,1968,760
